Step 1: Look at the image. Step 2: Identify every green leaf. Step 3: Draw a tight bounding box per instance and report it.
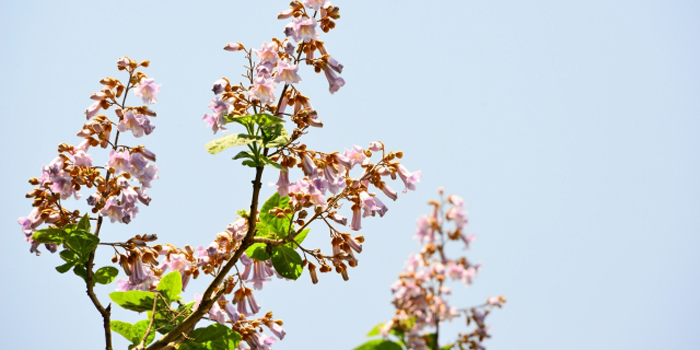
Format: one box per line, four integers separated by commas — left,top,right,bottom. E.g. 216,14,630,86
179,324,242,350
236,209,249,219
94,266,119,285
232,150,255,160
59,249,77,262
270,246,303,280
73,264,88,281
259,192,293,238
254,222,272,238
77,214,91,232
245,243,271,260
262,156,286,172
241,160,258,168
265,125,289,148
65,230,100,262
32,228,68,244
251,114,284,126
109,291,156,312
366,324,384,337
130,320,156,346
55,261,75,273
206,133,260,155
156,271,182,303
291,229,310,246
353,339,403,350
111,320,134,343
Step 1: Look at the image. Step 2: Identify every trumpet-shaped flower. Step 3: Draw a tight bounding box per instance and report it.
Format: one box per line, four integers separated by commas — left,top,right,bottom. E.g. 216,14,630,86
323,65,345,94
107,150,131,173
274,60,301,84
285,16,320,43
134,78,160,104
254,42,279,65
248,77,277,105
303,0,331,11
397,164,422,193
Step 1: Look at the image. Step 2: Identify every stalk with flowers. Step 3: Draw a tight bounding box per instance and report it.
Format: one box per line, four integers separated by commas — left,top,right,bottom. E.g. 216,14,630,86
355,189,505,350
16,1,436,350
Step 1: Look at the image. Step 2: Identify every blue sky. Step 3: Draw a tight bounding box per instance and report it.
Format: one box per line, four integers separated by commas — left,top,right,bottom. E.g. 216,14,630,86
1,0,699,349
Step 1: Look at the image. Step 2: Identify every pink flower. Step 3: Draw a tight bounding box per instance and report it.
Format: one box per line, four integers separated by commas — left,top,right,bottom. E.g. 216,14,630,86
69,150,93,167
301,153,318,178
107,150,131,173
397,165,422,193
248,77,277,105
267,320,286,340
249,331,276,350
283,40,295,56
134,163,159,188
278,8,294,19
285,16,320,43
322,165,344,194
223,42,244,51
350,204,362,231
101,197,124,223
274,60,301,84
256,61,274,79
323,65,345,94
117,111,154,138
202,113,226,134
117,56,131,69
212,78,227,95
360,191,388,218
380,184,398,201
134,78,160,104
274,168,290,196
85,100,102,119
343,145,369,168
254,42,279,65
159,253,192,291
328,212,347,226
303,0,331,11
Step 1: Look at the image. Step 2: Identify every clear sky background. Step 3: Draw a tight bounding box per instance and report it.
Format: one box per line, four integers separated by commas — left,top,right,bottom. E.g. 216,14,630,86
1,0,699,349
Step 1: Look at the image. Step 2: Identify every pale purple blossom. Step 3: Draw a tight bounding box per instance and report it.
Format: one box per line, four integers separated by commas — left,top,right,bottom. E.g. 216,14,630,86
159,253,192,291
248,77,277,105
397,165,422,193
285,16,320,43
134,78,161,104
117,111,154,138
223,42,243,52
303,0,331,11
274,168,290,196
107,150,131,173
267,321,286,340
117,56,130,69
212,79,227,95
256,61,274,79
350,205,362,231
254,42,279,65
323,66,345,94
343,145,369,168
274,60,301,84
283,40,295,56
85,100,102,119
101,197,124,223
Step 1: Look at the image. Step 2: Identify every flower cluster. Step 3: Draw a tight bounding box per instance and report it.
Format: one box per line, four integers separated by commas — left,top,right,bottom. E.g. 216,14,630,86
19,2,438,350
377,189,505,350
18,56,160,254
203,1,344,135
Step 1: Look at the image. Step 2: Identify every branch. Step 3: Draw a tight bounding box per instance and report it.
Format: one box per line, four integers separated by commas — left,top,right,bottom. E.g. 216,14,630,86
145,165,266,350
